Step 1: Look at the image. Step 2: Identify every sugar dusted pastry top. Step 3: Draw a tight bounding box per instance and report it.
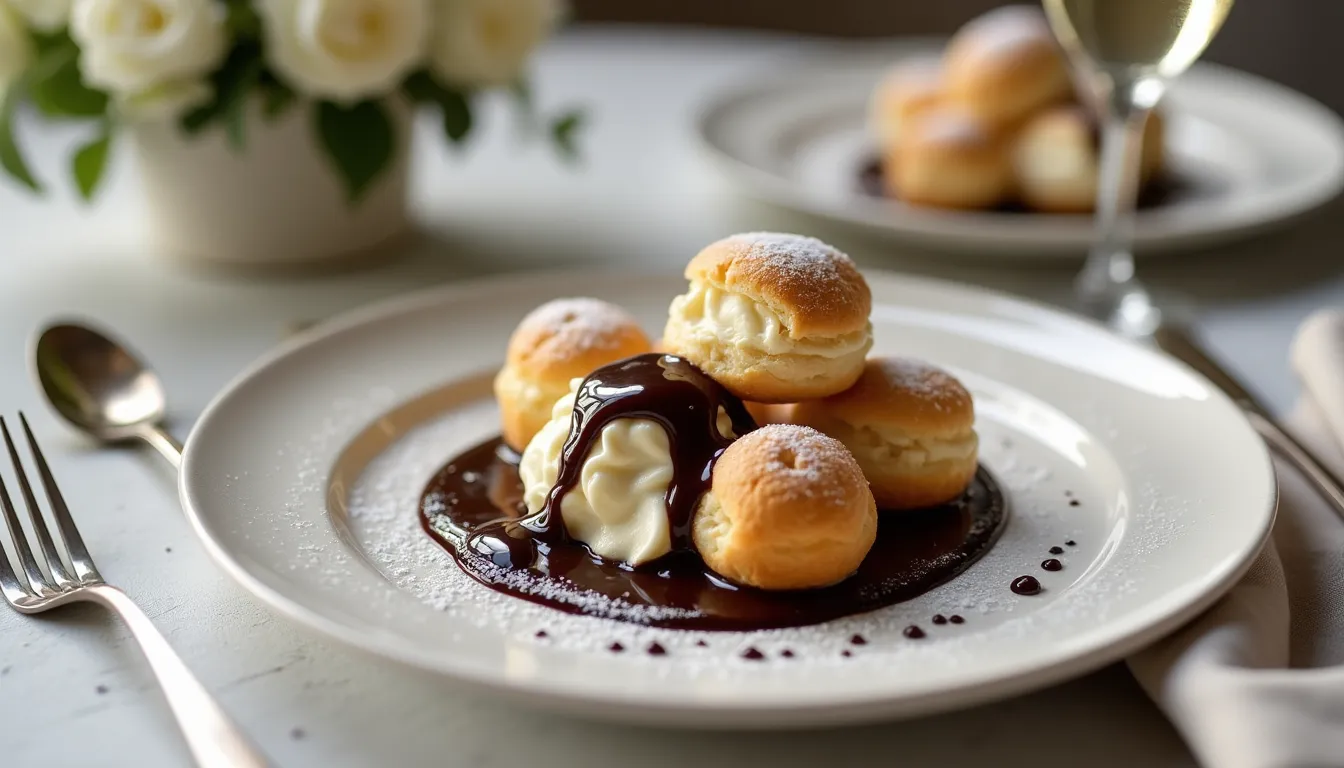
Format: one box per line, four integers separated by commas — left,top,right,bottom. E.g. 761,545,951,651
819,357,974,438
683,232,872,339
505,298,651,379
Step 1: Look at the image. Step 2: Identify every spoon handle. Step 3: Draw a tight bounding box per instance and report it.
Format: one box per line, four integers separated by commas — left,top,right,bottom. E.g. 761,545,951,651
137,425,183,469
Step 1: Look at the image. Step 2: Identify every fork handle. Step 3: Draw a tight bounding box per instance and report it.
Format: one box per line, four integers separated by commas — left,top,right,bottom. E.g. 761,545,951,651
91,585,270,767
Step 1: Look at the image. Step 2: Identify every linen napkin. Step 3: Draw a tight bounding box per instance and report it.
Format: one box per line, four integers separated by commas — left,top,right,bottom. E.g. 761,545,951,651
1128,309,1344,768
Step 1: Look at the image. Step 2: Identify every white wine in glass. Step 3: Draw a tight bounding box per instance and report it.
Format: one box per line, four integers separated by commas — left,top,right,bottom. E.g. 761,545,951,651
1041,0,1234,335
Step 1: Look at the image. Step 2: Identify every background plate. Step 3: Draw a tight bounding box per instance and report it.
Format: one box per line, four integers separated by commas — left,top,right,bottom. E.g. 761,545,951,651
696,42,1344,259
180,270,1275,728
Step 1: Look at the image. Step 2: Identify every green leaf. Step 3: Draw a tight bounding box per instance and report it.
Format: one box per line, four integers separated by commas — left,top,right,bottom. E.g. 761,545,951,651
402,71,472,144
71,126,112,201
225,0,263,39
0,88,42,193
314,99,395,203
177,42,263,145
550,110,584,161
28,41,108,118
261,80,297,122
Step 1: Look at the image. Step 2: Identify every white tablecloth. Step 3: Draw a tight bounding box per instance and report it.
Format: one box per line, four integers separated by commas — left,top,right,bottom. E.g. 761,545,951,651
2,25,1343,768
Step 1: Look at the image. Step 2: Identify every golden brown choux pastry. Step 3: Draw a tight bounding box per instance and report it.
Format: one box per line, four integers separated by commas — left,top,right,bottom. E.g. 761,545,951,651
790,357,978,510
869,57,944,150
1012,105,1165,213
662,233,873,404
494,298,652,451
942,5,1073,128
693,424,878,590
886,108,1012,209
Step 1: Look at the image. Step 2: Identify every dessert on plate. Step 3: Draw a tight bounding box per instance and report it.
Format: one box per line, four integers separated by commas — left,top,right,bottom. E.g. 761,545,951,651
864,4,1168,214
419,232,1006,631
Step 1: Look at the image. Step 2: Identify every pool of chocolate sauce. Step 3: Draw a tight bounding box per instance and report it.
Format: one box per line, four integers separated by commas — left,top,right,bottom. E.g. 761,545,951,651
419,438,1006,631
856,157,1188,213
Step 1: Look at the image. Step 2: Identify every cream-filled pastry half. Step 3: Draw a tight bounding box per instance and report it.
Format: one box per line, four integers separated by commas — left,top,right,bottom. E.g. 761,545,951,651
494,297,652,451
519,382,737,566
790,357,978,510
662,232,873,403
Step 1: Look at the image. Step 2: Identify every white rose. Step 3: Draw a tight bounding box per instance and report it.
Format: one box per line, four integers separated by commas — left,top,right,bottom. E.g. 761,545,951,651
0,4,34,92
116,78,211,121
429,0,560,88
256,0,428,102
71,0,227,96
9,0,74,31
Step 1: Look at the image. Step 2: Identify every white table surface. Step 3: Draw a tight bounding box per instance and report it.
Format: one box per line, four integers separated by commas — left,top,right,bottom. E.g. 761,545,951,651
1,25,1341,768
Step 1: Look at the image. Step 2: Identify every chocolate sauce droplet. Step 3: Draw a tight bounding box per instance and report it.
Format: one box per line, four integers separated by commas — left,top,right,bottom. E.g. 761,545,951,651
903,625,925,639
1049,546,1064,555
647,642,667,656
1068,499,1080,507
1065,540,1077,547
534,630,548,639
780,649,795,659
695,640,709,648
841,650,853,658
1041,559,1063,572
931,614,948,625
1011,575,1042,595
849,634,867,646
608,642,625,653
949,615,965,624
742,647,765,661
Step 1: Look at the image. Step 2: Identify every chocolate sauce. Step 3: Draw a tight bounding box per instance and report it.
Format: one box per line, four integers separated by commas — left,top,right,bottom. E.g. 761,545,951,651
1041,559,1063,572
903,625,926,639
1068,499,1080,507
1011,576,1043,595
857,157,1190,212
695,640,709,648
421,437,1008,630
1049,546,1064,555
780,649,795,659
462,354,755,569
949,615,965,624
534,630,548,639
931,614,948,625
608,642,625,653
742,647,765,661
849,634,867,646
841,650,853,658
423,437,1008,630
1065,540,1077,547
647,642,667,656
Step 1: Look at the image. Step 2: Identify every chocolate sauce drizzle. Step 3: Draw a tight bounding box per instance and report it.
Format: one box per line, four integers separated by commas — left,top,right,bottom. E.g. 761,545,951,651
464,354,756,568
419,354,1009,631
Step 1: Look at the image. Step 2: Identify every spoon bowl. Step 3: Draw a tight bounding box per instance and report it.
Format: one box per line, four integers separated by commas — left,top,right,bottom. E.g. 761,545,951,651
33,323,182,466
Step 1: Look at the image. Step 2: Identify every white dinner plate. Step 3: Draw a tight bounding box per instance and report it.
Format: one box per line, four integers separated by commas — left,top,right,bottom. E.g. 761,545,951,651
180,269,1276,728
696,42,1344,259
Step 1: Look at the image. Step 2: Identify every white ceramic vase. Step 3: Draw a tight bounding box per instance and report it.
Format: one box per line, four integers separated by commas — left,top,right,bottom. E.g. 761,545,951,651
129,99,412,271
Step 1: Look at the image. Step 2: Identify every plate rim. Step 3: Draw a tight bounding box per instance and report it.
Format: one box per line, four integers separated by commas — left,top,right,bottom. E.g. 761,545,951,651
694,45,1344,259
178,267,1278,726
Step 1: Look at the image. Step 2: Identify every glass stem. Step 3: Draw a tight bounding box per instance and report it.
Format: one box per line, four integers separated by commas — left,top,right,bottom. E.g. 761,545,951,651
1078,99,1151,310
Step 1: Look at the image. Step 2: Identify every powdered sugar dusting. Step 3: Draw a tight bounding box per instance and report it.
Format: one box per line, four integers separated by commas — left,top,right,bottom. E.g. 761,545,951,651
726,232,854,281
516,297,644,356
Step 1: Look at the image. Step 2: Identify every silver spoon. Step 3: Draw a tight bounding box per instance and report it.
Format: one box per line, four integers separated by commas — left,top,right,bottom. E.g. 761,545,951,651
32,323,183,468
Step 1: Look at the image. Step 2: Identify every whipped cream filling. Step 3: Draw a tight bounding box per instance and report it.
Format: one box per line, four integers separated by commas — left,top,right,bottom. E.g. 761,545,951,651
669,282,870,359
843,422,979,468
519,387,735,566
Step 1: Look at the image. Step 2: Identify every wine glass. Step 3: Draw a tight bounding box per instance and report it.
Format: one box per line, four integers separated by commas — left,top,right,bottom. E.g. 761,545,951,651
1041,0,1234,336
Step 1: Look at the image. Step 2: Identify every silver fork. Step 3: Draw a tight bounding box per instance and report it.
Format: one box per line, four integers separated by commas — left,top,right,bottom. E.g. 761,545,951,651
0,414,269,767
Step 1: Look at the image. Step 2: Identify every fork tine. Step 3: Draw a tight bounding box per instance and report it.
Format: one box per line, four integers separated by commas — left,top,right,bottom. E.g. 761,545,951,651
19,414,98,583
0,418,74,589
0,424,51,596
0,504,30,605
